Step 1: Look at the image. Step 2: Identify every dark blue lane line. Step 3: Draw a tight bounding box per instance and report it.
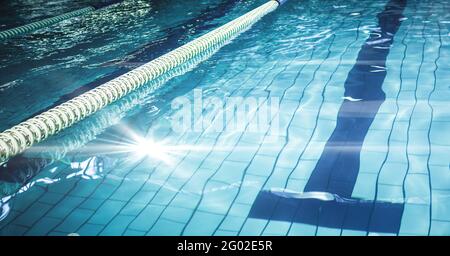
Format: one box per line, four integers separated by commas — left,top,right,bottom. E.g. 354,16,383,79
305,0,407,196
249,0,407,234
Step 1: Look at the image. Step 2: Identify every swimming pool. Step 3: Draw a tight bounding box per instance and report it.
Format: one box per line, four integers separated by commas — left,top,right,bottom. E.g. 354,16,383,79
0,0,449,236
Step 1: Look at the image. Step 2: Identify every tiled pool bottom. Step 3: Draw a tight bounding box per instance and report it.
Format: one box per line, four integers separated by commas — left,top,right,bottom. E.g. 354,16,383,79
1,0,450,236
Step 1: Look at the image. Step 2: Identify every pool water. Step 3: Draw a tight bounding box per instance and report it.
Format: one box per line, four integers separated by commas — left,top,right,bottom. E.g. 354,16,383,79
0,0,449,236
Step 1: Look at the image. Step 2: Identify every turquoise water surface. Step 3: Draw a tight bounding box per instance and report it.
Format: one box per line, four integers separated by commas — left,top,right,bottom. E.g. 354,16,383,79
0,0,449,236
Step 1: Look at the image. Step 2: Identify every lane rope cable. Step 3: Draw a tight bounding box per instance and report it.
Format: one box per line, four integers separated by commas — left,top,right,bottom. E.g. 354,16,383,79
0,0,122,40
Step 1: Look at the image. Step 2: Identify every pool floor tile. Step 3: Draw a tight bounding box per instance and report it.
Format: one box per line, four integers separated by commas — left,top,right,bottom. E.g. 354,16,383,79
399,203,430,235
25,217,61,236
183,211,224,236
14,202,53,227
100,215,135,235
54,208,95,233
88,200,127,225
77,223,105,236
128,205,165,231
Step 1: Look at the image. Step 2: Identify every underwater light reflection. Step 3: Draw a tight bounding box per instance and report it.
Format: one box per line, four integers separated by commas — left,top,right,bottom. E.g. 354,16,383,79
131,138,174,165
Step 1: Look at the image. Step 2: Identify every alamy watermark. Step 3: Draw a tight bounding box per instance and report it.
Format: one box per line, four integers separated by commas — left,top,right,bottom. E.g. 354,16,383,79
170,89,280,136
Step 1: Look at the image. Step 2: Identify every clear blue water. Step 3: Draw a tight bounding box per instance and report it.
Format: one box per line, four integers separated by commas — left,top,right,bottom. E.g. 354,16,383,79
0,0,449,236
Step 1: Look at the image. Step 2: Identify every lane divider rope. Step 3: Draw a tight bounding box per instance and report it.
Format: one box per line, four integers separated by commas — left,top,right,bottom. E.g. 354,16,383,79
0,7,95,40
0,0,123,40
0,45,218,196
0,0,282,164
